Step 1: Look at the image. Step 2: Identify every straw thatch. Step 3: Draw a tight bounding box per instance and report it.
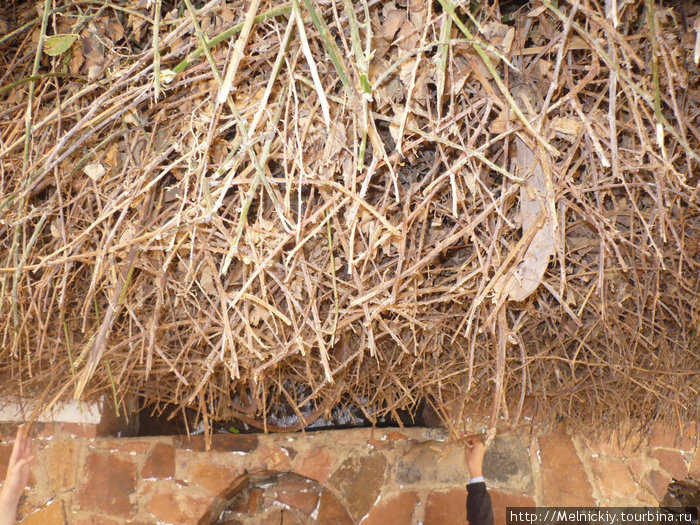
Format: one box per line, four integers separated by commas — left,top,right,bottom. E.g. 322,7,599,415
1,0,698,438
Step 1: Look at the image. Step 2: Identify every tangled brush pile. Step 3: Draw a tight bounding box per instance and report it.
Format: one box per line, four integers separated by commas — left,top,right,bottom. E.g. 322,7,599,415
0,0,698,437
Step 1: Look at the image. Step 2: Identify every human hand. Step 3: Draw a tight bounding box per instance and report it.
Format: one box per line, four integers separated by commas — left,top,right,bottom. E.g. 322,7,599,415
464,437,486,479
0,426,33,511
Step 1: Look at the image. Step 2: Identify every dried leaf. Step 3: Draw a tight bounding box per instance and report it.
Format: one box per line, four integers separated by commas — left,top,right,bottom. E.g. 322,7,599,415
222,2,235,24
160,69,176,84
249,304,271,326
396,19,419,51
550,116,582,140
87,64,102,81
68,45,84,74
482,22,515,56
528,5,548,17
84,163,106,182
50,219,61,239
200,265,217,295
489,112,508,135
382,8,406,41
493,136,555,302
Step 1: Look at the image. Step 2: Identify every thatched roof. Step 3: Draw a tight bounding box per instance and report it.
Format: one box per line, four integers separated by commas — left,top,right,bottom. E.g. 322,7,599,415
1,0,698,438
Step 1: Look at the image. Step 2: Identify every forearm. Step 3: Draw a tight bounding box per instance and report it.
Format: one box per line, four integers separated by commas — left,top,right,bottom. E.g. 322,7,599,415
468,465,483,478
0,491,20,525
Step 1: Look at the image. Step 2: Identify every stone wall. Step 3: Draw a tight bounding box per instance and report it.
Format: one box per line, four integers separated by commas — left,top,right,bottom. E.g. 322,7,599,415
1,421,698,524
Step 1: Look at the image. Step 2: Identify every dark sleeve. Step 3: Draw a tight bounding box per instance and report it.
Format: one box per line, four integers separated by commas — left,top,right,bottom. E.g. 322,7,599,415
466,481,494,525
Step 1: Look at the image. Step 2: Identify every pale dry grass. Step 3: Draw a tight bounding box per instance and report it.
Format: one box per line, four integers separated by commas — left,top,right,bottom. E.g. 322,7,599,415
0,0,698,441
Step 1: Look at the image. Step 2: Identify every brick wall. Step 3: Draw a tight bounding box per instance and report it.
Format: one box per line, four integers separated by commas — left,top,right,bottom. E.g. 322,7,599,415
2,422,698,524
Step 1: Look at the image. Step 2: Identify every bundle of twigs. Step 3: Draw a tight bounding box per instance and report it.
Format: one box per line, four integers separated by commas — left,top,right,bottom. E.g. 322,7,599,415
0,0,698,437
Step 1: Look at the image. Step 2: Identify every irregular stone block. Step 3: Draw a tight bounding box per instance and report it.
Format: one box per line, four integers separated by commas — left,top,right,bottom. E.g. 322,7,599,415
317,489,354,525
175,433,258,452
690,448,700,479
72,514,122,525
651,449,688,480
360,491,419,525
490,489,536,525
539,430,594,506
590,458,637,500
276,483,320,514
394,442,466,484
424,488,467,525
649,422,680,449
144,483,214,524
18,500,65,525
142,442,176,479
74,453,137,518
648,470,672,501
483,434,533,494
189,461,244,493
46,439,79,491
293,445,336,482
329,452,387,521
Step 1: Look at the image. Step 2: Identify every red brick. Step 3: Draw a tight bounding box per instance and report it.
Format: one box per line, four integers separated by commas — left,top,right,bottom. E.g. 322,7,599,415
142,442,176,478
0,443,12,480
275,476,317,492
329,453,387,521
690,448,700,478
256,508,307,525
189,461,243,493
93,439,152,453
590,458,637,500
46,439,79,490
636,489,660,505
257,444,291,471
361,491,419,525
33,423,59,439
648,422,679,448
585,433,639,457
0,424,20,441
490,490,536,525
74,453,137,518
650,449,687,479
395,443,466,485
276,485,320,514
219,473,249,500
175,433,258,452
649,422,698,450
384,431,409,440
539,430,594,506
627,457,647,482
648,470,671,501
16,488,52,520
294,446,335,482
424,488,467,525
18,500,65,524
59,423,97,439
72,514,122,525
677,422,697,451
249,487,264,513
145,483,214,524
228,486,263,515
317,489,353,525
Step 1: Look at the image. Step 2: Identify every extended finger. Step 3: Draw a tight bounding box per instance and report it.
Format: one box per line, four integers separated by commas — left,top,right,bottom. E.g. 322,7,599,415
14,455,34,470
8,426,26,465
21,432,33,458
